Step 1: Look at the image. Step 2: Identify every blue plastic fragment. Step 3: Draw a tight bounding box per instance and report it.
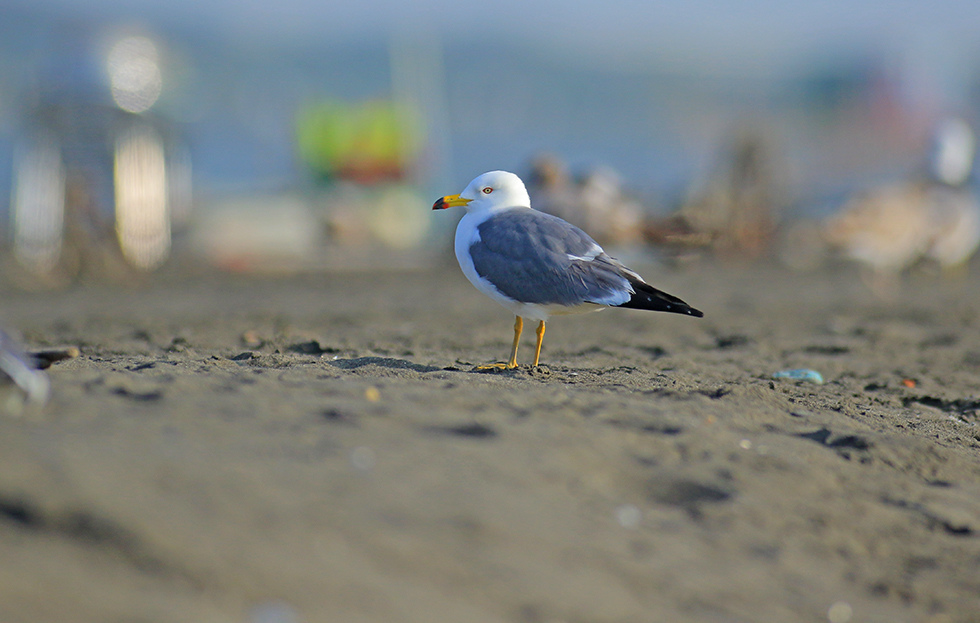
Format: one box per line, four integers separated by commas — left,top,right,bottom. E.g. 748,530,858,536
773,368,824,384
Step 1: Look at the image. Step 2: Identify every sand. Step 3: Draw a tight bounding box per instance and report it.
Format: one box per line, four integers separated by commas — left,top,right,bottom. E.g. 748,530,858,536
1,260,980,623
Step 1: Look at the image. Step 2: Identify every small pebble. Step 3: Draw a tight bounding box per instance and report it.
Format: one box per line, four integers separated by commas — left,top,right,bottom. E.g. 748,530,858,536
615,504,642,528
30,346,80,369
241,330,264,349
350,446,376,471
364,387,380,402
827,601,852,623
249,601,300,623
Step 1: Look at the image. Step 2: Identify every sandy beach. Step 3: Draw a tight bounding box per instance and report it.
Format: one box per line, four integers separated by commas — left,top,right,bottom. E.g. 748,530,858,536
2,259,980,622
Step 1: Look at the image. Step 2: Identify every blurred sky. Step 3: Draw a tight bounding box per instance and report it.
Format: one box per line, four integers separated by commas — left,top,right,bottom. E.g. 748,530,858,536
14,0,980,74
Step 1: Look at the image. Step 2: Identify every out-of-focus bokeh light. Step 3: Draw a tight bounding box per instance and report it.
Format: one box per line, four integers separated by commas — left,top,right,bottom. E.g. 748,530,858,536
107,35,162,114
114,123,170,270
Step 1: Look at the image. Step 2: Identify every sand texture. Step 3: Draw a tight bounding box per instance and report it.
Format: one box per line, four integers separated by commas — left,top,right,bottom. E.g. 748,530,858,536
2,262,980,622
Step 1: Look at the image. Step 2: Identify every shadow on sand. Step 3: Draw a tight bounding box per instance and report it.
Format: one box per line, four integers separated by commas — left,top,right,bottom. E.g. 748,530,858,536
327,356,442,374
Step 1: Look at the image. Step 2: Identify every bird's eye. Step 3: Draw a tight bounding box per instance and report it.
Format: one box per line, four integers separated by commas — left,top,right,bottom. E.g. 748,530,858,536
482,187,493,194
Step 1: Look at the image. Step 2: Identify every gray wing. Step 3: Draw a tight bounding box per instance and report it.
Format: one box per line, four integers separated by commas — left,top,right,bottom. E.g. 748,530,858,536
469,209,633,306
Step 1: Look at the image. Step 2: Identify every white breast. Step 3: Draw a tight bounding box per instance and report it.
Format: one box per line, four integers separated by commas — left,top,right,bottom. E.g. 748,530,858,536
452,210,605,322
454,211,518,310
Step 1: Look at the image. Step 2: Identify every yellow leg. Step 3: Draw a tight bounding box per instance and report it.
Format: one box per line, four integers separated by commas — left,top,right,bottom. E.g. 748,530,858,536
507,316,523,368
532,320,545,367
477,316,523,370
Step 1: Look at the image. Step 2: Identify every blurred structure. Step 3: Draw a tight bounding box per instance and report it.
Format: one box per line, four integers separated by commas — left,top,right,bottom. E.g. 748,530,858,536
187,34,445,272
293,96,432,255
824,116,980,293
295,98,422,186
10,131,65,274
645,126,786,261
7,28,189,284
525,154,643,246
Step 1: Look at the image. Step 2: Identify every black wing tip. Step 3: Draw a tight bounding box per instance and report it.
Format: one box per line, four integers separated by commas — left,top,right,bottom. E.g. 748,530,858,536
630,299,704,317
616,279,703,318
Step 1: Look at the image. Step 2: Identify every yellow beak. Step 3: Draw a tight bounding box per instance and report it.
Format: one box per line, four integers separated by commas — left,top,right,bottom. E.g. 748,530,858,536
432,194,472,210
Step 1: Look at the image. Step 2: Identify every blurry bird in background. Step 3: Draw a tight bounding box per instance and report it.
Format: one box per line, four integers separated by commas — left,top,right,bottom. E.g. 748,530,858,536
525,154,644,247
524,155,578,225
824,117,980,295
645,126,786,262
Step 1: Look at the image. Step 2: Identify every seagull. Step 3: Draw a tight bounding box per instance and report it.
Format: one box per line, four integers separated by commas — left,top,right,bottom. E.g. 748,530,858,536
433,170,703,368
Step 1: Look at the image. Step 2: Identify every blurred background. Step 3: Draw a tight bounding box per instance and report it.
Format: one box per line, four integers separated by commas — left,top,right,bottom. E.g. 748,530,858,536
1,0,979,285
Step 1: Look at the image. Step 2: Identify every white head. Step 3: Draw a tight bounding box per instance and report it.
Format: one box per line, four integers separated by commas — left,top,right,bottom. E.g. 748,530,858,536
432,170,531,213
932,117,976,186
